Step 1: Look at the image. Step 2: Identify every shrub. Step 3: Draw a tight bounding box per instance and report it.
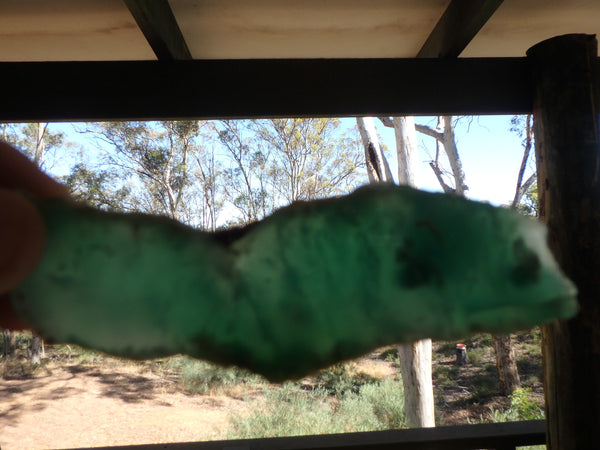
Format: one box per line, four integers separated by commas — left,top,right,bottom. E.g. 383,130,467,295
314,364,378,397
228,378,406,439
378,347,398,361
509,387,544,420
357,378,405,429
465,346,488,366
228,384,338,438
471,387,544,425
171,356,263,395
469,407,519,424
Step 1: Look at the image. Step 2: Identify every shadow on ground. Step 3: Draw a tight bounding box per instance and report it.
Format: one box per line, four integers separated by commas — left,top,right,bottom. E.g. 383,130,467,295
0,361,85,426
0,358,173,425
62,364,167,403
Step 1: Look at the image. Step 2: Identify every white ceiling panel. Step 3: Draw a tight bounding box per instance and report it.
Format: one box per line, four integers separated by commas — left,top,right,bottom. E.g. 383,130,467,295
171,0,450,59
463,0,600,57
1,1,599,61
0,0,156,61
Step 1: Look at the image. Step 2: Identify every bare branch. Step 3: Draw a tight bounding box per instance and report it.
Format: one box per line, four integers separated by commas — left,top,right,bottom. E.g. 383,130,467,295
377,116,394,128
512,172,537,209
521,172,536,193
415,124,444,142
428,161,455,194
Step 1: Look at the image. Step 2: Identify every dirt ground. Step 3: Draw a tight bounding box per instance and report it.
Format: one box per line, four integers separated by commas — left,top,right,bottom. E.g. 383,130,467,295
0,360,249,450
0,336,542,450
0,350,402,450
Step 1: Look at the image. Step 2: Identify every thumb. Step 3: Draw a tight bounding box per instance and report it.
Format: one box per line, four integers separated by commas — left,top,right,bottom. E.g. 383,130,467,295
0,190,45,295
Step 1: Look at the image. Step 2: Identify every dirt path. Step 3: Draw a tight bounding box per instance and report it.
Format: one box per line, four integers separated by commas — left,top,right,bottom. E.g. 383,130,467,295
0,361,248,450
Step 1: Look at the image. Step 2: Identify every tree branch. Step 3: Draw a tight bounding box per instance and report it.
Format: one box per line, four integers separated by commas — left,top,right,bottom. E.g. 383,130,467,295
377,116,394,128
511,114,534,208
415,124,444,142
428,161,455,194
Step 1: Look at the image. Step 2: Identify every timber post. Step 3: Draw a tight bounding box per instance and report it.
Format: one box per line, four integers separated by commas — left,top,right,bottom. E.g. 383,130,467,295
527,34,600,449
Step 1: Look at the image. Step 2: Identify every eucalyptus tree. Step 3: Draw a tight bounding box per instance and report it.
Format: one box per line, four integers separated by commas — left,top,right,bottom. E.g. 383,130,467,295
81,121,211,224
61,163,132,212
190,144,223,231
214,119,272,223
216,118,364,225
252,118,363,203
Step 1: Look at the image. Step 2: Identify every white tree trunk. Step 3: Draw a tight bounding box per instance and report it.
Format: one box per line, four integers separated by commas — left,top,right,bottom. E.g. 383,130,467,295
34,123,47,166
356,117,394,183
440,116,469,197
398,339,435,427
393,117,418,186
392,117,435,428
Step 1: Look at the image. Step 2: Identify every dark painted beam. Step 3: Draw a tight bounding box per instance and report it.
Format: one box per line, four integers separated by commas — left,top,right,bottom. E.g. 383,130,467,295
57,420,546,450
0,58,533,122
417,0,504,58
123,0,192,61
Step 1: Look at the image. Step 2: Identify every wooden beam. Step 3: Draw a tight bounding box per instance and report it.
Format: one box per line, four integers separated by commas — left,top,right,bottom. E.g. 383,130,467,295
0,58,532,122
123,0,192,61
528,34,600,450
58,420,546,450
417,0,504,58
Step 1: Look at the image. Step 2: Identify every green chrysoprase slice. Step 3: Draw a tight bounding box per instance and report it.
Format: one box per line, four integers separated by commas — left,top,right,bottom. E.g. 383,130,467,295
12,184,577,381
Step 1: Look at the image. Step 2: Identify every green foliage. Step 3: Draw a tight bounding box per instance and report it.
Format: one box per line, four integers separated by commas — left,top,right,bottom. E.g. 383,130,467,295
516,182,538,217
227,379,405,439
61,163,131,211
509,387,544,420
465,346,489,366
169,356,263,395
228,384,336,438
471,387,544,425
469,407,520,424
358,379,406,429
378,347,399,361
314,364,378,397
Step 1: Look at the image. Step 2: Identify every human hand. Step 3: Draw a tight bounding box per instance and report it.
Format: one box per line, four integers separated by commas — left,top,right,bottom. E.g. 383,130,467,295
0,141,69,329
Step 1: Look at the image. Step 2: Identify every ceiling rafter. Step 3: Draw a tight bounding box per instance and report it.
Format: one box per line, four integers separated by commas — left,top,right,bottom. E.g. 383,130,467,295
417,0,505,58
123,0,192,61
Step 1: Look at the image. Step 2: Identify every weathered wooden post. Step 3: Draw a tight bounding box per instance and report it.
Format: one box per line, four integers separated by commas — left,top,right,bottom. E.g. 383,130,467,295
527,34,600,449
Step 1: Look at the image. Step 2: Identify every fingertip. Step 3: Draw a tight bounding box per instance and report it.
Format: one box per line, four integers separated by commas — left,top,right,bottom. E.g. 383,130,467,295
0,141,69,199
0,190,45,294
0,293,31,330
